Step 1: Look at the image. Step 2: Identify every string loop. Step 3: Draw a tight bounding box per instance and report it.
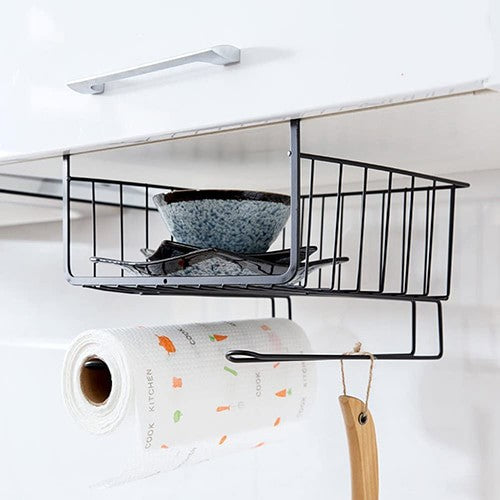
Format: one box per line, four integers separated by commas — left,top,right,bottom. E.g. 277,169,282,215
340,342,375,416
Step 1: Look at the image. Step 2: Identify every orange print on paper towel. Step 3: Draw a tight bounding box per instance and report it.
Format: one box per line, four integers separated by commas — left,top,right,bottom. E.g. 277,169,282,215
209,334,228,342
274,417,281,427
260,324,271,331
219,435,227,445
254,442,265,448
156,335,176,354
172,377,183,388
275,388,292,398
216,405,231,412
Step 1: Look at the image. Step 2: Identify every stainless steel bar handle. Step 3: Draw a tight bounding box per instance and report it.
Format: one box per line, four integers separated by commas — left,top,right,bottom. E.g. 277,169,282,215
67,44,240,95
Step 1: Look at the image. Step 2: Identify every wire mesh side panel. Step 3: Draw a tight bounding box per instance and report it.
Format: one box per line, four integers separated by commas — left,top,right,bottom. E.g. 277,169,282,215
295,152,462,300
63,158,182,284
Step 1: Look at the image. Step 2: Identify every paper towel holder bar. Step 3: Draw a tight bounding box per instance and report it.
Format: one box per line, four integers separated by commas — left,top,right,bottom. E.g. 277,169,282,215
83,359,107,369
226,299,443,363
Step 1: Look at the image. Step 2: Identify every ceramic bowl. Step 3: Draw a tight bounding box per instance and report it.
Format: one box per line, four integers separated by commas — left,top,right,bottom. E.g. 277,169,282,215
153,190,291,253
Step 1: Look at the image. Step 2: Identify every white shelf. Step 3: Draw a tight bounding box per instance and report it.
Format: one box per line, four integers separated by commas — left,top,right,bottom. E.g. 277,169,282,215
1,91,499,190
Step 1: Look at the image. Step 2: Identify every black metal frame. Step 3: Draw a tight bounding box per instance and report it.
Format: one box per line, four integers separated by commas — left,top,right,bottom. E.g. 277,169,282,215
227,299,444,362
58,119,469,362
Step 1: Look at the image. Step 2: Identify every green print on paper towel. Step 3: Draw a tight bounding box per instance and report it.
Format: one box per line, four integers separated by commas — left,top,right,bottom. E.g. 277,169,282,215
173,410,183,423
223,366,238,376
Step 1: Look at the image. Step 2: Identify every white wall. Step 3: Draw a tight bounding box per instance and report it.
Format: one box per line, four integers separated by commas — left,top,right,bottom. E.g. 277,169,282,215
0,169,498,500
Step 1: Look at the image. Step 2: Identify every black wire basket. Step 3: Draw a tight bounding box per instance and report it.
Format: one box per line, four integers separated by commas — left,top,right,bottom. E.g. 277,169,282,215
62,119,469,361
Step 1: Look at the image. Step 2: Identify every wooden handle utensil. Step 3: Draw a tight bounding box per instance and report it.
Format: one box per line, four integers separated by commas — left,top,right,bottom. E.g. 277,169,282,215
339,395,378,500
340,343,379,500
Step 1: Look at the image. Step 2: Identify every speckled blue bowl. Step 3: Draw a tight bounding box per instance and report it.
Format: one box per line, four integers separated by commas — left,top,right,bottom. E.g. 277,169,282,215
153,190,291,254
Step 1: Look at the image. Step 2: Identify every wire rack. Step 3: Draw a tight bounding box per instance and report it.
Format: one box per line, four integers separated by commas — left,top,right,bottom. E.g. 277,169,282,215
62,119,469,360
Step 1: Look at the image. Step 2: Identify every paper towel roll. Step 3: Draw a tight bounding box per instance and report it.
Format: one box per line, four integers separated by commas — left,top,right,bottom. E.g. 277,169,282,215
63,318,316,481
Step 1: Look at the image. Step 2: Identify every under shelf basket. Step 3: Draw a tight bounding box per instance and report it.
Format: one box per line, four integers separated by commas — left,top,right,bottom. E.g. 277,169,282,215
62,119,469,360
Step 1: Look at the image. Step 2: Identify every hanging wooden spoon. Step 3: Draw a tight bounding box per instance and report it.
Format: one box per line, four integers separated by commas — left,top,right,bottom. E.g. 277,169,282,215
339,395,378,499
340,343,378,500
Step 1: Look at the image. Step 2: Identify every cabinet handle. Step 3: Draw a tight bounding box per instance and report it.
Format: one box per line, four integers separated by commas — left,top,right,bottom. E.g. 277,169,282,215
67,44,240,95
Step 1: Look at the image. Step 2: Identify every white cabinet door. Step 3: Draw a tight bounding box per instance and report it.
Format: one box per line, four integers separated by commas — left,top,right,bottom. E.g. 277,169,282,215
0,0,494,159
